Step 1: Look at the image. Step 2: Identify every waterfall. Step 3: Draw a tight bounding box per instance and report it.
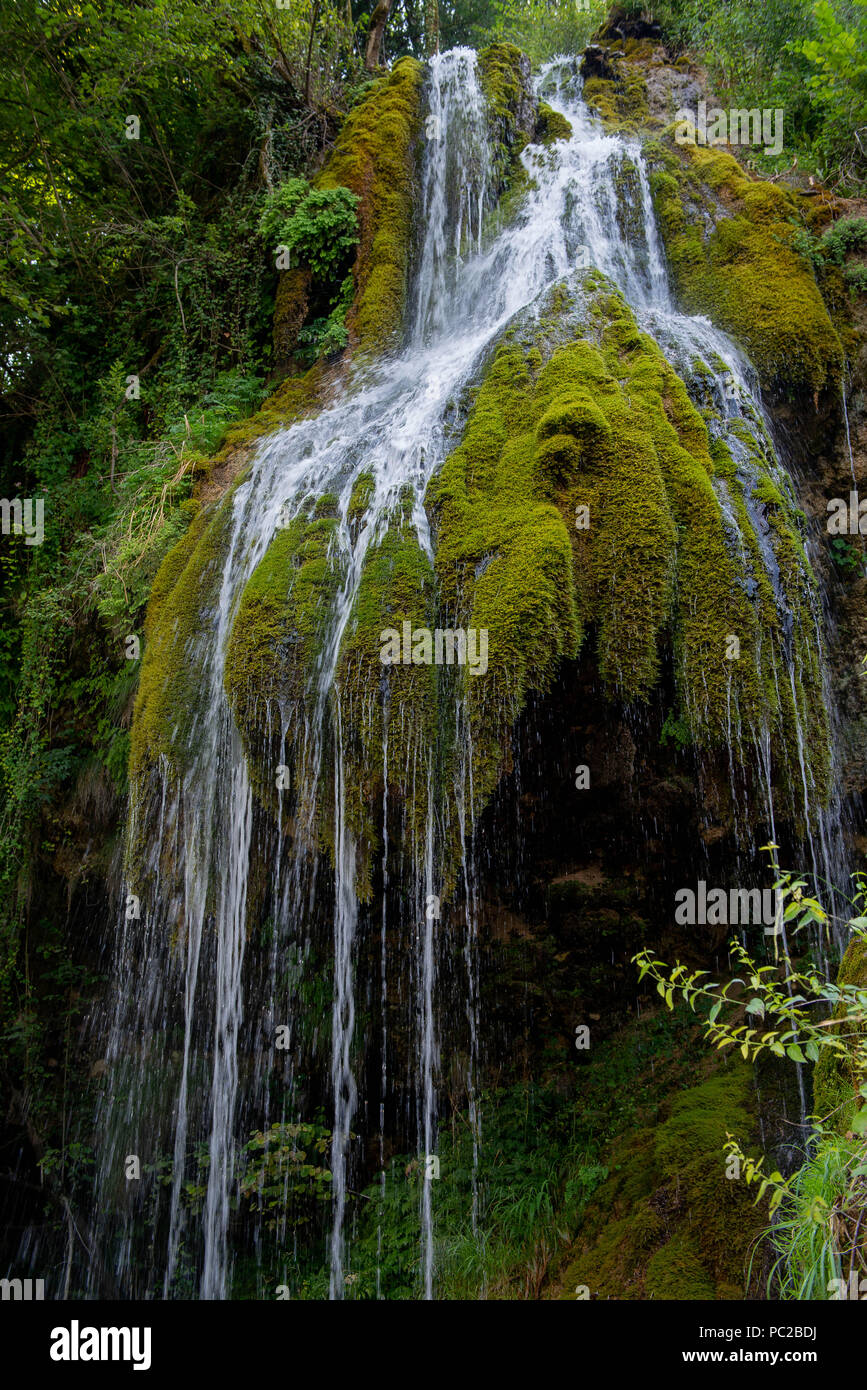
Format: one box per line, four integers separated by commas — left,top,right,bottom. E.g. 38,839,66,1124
89,47,848,1300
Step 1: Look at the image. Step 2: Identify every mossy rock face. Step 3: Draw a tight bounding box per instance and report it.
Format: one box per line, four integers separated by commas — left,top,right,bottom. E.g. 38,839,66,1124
273,265,311,373
580,58,649,133
223,502,345,811
131,257,830,905
427,272,831,820
478,43,538,195
557,1065,764,1298
218,480,439,897
536,101,573,145
317,57,423,355
130,366,336,790
331,492,439,892
130,494,233,785
813,933,867,1132
648,137,843,396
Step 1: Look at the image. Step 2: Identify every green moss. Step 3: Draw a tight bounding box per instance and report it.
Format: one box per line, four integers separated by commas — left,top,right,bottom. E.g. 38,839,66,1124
427,328,582,811
559,1065,765,1299
813,935,867,1132
318,57,423,354
224,504,344,779
610,154,646,246
478,44,537,194
645,1232,716,1300
536,102,572,144
428,274,831,819
332,491,439,895
130,494,234,784
347,471,376,533
225,483,444,895
649,137,843,395
273,265,311,370
581,61,649,133
213,362,324,462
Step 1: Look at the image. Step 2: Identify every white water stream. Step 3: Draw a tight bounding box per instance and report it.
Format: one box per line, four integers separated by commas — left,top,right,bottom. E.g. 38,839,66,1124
91,49,845,1300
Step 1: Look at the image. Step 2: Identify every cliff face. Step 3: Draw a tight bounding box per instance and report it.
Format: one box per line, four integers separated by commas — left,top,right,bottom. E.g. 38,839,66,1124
5,35,866,1301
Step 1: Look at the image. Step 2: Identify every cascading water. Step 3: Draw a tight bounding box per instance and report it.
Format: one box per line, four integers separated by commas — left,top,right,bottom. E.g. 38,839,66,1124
89,48,850,1300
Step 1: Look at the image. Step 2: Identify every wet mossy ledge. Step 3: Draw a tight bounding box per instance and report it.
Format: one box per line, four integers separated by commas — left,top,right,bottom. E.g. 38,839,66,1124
573,44,843,398
317,57,423,356
223,496,345,815
554,1063,764,1299
813,933,867,1133
647,136,843,398
477,43,538,196
130,495,227,785
428,271,831,820
129,47,833,902
580,50,650,134
130,271,832,896
536,102,573,145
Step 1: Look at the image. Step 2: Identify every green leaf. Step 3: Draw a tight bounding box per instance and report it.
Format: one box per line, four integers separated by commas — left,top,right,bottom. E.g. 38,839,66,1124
850,1107,867,1136
808,1196,829,1223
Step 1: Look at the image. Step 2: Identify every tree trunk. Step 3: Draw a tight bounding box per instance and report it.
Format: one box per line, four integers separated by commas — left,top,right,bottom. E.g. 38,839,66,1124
364,0,393,71
425,0,440,58
304,0,321,106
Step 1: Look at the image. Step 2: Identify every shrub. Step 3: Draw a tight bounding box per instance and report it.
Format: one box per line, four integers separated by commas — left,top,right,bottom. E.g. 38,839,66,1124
258,178,360,283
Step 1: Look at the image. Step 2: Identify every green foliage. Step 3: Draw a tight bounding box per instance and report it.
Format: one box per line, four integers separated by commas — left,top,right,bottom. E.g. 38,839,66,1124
315,1005,720,1299
815,214,867,264
164,370,268,455
297,275,354,361
760,1132,867,1298
258,179,360,282
830,535,864,574
844,263,867,294
794,215,867,298
240,1121,333,1229
659,0,813,89
634,887,867,1077
656,0,867,187
660,707,692,750
0,0,371,1167
635,853,867,1298
342,1085,611,1299
792,0,867,178
474,0,607,63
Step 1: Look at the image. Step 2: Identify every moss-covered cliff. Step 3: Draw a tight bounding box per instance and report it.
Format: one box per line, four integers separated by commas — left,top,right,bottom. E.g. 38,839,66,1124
11,15,867,1309
429,273,831,820
814,933,867,1132
648,138,843,396
555,1065,764,1299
